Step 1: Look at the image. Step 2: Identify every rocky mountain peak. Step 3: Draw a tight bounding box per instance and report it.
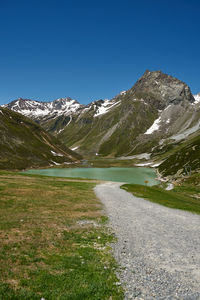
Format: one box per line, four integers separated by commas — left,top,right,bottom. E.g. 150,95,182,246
4,97,82,119
132,70,195,109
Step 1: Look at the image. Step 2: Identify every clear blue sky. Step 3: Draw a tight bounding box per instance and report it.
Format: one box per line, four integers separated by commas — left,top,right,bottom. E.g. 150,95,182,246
0,0,199,105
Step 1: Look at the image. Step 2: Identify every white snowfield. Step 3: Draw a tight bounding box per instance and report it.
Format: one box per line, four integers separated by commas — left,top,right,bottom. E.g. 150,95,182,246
194,93,200,103
119,153,151,160
50,150,64,157
94,99,120,117
51,161,61,166
135,161,162,167
134,162,152,166
71,146,79,151
144,105,172,135
144,100,200,137
144,116,161,134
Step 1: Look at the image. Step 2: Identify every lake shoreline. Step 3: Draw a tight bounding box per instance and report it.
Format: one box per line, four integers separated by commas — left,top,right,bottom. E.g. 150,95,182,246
23,166,158,186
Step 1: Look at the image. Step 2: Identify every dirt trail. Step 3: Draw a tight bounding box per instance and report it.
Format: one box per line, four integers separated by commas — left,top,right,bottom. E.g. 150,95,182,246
94,182,200,299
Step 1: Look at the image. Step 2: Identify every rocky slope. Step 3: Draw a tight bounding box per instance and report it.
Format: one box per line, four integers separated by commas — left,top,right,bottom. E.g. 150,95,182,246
0,107,81,170
156,131,200,177
3,70,200,176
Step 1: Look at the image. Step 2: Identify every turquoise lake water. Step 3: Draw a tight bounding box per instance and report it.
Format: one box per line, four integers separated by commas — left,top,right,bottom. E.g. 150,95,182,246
25,167,158,186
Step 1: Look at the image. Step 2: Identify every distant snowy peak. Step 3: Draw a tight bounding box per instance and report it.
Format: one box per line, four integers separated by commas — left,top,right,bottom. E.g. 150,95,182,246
194,93,200,103
3,96,121,120
4,97,82,119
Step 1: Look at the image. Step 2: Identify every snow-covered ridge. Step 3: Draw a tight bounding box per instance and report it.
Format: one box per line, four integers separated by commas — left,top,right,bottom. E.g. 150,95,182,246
3,97,82,118
3,97,122,120
194,93,200,103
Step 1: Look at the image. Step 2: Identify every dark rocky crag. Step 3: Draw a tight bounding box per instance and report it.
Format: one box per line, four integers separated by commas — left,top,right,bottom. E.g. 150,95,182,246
132,70,194,109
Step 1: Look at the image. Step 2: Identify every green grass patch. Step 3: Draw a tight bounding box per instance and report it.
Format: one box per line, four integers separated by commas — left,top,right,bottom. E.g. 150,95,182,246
0,172,123,299
87,158,136,168
121,182,200,214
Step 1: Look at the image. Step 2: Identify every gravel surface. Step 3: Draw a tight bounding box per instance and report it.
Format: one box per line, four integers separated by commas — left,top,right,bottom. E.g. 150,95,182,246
94,182,200,299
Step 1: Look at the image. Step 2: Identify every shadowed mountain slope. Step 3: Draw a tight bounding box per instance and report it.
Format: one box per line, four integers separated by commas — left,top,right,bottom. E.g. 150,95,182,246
0,107,81,170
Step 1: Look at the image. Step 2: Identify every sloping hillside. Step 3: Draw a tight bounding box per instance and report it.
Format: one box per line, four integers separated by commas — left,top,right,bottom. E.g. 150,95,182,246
157,131,200,177
0,107,81,170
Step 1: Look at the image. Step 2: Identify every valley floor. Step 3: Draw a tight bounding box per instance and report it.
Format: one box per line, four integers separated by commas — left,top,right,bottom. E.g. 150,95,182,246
95,182,200,299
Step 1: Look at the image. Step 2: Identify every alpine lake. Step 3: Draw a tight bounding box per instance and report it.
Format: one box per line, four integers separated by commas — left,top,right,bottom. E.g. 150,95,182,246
24,167,158,186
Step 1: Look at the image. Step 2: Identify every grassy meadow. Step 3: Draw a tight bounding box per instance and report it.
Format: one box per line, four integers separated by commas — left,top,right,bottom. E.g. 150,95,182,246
0,171,123,299
122,173,200,214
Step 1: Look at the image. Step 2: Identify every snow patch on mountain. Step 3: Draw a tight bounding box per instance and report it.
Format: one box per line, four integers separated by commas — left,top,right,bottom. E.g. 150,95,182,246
71,146,79,151
135,162,152,166
23,108,51,117
144,116,161,134
51,161,61,165
194,93,200,103
56,117,73,134
51,150,64,157
119,153,151,160
94,100,120,117
67,115,72,126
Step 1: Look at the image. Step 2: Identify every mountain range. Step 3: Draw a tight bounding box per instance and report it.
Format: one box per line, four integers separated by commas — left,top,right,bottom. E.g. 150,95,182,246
2,70,200,177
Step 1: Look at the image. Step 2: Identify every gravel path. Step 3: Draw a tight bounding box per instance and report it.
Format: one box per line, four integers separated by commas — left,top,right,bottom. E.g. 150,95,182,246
94,182,200,300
